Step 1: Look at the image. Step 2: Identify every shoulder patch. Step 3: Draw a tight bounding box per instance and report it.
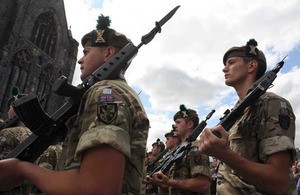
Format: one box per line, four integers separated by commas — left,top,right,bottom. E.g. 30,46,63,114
279,114,290,130
97,102,118,124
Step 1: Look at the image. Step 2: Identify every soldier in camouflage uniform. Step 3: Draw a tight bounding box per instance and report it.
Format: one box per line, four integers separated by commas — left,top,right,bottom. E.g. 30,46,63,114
156,129,181,195
164,129,180,153
0,14,149,195
149,105,211,194
0,108,32,195
146,139,166,194
199,39,297,195
0,96,61,195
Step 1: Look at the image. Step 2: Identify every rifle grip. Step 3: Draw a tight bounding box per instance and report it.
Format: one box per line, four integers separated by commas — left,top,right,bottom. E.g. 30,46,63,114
212,130,222,138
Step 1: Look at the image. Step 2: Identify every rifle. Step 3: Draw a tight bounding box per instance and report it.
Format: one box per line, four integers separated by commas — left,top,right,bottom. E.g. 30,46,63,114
0,114,19,130
146,125,177,171
5,5,180,162
213,55,287,138
148,109,215,178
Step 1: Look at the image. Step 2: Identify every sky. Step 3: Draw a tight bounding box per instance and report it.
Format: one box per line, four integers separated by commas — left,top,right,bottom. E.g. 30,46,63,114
63,0,300,151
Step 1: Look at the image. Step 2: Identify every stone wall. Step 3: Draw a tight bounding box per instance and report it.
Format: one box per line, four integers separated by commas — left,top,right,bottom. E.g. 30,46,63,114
0,0,78,118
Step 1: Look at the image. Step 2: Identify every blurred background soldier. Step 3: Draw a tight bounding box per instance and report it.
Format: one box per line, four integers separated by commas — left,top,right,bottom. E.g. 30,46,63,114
0,86,62,195
146,139,165,194
150,105,211,194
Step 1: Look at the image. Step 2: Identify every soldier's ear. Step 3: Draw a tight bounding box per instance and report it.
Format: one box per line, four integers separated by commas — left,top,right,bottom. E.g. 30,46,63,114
248,60,258,74
104,46,116,61
187,120,194,129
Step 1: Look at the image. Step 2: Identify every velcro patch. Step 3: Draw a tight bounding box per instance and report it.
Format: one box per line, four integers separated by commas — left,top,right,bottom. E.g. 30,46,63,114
97,103,118,124
279,115,290,130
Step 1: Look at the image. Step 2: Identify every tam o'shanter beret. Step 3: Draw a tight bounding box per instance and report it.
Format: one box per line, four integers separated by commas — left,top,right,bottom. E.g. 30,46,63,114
152,138,165,148
165,129,178,138
223,39,267,70
173,104,198,121
7,86,27,107
81,14,132,49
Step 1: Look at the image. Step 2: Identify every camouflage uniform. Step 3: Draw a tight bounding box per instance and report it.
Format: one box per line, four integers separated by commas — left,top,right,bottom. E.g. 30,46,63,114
56,78,149,195
0,125,31,160
217,92,297,195
168,141,211,195
31,143,63,195
0,124,31,195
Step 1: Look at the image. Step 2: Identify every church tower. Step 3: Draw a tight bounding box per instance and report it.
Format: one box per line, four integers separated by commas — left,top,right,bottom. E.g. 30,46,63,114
0,0,78,118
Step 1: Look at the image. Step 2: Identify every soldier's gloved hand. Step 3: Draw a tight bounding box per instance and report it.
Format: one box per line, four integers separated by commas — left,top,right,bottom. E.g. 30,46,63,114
198,125,230,160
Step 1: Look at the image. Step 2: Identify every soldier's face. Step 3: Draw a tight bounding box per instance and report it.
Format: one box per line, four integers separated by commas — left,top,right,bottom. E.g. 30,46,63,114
174,118,188,138
165,137,174,149
222,57,248,87
151,145,159,156
78,47,107,80
7,105,15,118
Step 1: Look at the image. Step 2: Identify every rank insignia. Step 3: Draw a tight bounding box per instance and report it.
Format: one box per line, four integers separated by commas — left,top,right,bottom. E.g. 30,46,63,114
97,103,118,124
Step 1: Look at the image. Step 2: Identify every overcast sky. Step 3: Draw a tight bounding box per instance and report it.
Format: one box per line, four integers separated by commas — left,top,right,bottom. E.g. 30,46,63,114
64,0,300,151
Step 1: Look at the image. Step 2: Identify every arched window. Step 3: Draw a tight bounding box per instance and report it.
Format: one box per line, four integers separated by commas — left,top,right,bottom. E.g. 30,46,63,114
30,12,57,58
0,49,32,114
37,65,55,108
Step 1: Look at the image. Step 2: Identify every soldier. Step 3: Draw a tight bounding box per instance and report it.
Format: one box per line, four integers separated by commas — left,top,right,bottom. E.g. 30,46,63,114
151,139,166,159
150,105,211,194
0,14,149,194
164,129,180,152
199,39,297,194
0,101,32,195
146,139,166,194
156,129,181,195
0,92,62,195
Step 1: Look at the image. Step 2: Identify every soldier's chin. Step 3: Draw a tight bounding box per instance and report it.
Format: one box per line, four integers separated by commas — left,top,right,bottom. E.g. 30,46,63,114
225,80,234,87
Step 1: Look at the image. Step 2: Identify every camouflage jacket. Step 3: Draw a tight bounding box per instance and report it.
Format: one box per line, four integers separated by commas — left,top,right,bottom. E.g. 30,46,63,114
0,124,31,160
168,141,211,195
0,125,32,195
217,92,297,195
56,79,149,195
0,123,63,195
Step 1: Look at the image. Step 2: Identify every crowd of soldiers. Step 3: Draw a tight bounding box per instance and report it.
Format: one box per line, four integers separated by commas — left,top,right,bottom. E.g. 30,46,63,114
144,106,211,194
0,12,297,195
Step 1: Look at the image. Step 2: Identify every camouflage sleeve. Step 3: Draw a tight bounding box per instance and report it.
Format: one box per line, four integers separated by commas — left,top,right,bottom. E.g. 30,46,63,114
35,145,58,170
258,94,296,162
188,141,211,179
0,127,31,160
74,80,134,160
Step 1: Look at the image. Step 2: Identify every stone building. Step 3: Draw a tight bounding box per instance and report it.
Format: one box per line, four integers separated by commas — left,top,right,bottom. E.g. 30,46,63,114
0,0,78,118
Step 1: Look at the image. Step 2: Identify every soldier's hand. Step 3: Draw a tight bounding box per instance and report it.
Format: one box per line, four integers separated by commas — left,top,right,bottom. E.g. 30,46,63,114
144,175,154,184
152,171,169,186
198,125,230,159
0,158,25,191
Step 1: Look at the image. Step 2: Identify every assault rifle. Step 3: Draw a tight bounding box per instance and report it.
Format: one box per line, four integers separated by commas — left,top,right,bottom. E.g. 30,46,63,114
146,125,177,171
213,55,287,138
5,5,180,162
0,114,19,130
148,109,215,178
